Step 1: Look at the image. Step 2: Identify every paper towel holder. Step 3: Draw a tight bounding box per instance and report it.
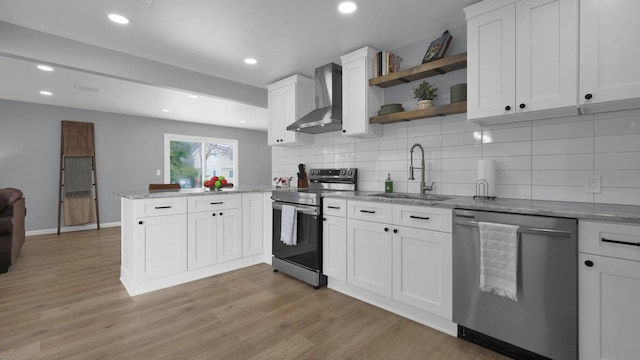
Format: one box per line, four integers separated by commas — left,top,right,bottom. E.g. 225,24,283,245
473,179,497,200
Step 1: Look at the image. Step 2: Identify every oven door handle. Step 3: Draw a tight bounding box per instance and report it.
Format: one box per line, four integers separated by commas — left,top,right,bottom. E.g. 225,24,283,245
272,202,319,215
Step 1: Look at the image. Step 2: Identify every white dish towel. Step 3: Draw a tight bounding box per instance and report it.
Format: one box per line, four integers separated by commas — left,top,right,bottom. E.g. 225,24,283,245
478,221,520,301
280,205,298,246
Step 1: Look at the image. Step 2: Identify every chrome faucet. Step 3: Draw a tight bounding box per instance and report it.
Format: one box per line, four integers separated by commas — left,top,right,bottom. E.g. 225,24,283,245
409,143,434,194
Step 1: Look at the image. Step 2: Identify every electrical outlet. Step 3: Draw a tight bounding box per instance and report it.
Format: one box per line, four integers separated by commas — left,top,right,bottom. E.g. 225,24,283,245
155,169,161,176
585,175,601,193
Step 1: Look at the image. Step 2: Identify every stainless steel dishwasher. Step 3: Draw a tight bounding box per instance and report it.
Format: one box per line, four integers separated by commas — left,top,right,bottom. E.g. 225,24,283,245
453,209,578,360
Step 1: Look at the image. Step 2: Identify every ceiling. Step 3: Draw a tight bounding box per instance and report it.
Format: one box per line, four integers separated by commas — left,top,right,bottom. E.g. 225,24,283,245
0,0,478,130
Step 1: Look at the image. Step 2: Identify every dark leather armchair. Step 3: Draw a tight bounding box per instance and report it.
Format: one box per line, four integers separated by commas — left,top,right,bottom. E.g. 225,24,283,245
0,188,26,273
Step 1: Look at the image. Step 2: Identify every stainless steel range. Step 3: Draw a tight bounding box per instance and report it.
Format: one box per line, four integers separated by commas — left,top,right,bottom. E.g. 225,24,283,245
272,168,357,288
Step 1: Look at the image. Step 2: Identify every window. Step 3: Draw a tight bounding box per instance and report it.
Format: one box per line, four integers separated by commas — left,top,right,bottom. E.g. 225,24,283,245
164,134,238,188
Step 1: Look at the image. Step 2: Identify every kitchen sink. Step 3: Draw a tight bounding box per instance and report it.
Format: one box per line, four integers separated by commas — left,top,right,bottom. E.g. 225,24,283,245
368,193,452,202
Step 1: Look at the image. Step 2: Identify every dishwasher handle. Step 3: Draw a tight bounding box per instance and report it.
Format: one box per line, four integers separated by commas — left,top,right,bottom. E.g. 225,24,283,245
602,237,640,247
454,218,573,237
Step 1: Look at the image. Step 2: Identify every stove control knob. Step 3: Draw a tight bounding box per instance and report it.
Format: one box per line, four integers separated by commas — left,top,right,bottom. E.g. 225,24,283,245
348,169,352,176
340,169,346,175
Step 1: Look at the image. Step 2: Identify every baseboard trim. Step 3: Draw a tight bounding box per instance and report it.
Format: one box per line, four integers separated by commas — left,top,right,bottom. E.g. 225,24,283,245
26,222,121,236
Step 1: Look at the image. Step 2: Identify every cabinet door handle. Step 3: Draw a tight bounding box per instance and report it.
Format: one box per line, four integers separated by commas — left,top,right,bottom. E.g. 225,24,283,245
342,130,346,133
210,202,224,205
323,218,326,221
384,227,389,232
212,213,216,216
154,206,172,209
393,229,398,233
360,210,376,214
602,237,640,247
519,103,526,109
585,93,593,100
409,215,430,221
328,206,341,209
505,105,511,111
138,221,143,225
585,260,594,267
219,212,223,216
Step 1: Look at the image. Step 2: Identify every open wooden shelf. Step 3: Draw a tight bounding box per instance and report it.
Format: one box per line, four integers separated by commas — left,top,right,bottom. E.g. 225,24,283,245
369,52,467,88
370,101,467,125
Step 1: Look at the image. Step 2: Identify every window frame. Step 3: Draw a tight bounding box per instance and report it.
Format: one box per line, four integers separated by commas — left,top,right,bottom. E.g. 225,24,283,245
163,133,239,188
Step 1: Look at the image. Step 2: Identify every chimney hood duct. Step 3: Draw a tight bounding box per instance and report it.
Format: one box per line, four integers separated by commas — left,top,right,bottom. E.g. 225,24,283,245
287,63,342,134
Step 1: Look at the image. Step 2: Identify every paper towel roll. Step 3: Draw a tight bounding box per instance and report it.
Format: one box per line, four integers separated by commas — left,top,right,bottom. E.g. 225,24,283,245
477,159,496,197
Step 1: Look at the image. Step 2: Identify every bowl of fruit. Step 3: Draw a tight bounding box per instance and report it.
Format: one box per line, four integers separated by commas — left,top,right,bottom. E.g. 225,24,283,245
204,175,233,191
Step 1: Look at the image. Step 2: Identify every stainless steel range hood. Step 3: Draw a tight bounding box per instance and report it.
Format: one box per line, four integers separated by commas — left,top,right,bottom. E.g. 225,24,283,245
287,63,342,134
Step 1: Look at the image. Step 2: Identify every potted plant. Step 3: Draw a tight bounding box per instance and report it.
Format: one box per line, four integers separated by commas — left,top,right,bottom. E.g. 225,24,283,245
413,81,438,109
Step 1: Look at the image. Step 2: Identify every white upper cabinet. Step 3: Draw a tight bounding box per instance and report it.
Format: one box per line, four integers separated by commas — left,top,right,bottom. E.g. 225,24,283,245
267,74,314,146
465,0,578,124
340,47,383,138
580,0,640,113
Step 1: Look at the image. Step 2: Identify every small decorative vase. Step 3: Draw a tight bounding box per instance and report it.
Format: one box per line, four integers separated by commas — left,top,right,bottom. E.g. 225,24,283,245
418,100,434,109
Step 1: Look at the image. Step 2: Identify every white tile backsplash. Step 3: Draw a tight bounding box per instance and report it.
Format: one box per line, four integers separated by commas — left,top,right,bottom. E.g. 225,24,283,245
272,111,640,205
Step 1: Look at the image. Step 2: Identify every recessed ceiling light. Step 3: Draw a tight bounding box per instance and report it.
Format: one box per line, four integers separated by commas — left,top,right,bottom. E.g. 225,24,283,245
188,95,198,99
108,13,130,25
37,65,54,72
244,58,258,65
240,120,246,123
162,109,170,112
338,2,357,14
40,91,53,96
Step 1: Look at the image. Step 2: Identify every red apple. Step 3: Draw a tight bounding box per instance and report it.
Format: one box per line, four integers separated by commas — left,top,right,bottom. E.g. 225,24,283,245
221,179,228,186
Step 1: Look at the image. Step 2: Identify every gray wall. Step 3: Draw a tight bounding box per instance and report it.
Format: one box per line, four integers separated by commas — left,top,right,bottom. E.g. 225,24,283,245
0,99,271,231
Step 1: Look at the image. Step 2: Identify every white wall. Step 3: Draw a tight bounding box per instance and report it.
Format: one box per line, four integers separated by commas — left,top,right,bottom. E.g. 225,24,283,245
271,110,640,206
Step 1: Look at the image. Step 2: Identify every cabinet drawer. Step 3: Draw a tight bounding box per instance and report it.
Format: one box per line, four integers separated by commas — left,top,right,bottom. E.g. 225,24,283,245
580,220,640,262
324,198,347,217
393,205,452,233
348,200,392,222
188,194,241,213
134,197,187,217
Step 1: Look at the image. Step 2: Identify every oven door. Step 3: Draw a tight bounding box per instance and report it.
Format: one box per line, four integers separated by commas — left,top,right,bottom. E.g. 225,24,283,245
272,201,321,271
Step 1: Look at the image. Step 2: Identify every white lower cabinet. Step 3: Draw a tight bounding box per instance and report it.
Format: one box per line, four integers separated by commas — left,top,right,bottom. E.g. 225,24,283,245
187,211,219,270
330,198,454,328
579,220,640,360
120,192,267,296
188,198,242,267
134,213,187,281
347,218,393,297
392,226,452,319
323,215,347,281
579,253,640,360
216,208,242,263
242,193,264,257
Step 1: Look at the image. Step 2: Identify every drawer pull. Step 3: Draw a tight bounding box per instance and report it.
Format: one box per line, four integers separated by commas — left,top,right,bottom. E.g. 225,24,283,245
210,202,224,205
328,206,341,209
410,215,430,221
154,206,172,209
585,260,594,267
602,237,640,247
360,210,376,214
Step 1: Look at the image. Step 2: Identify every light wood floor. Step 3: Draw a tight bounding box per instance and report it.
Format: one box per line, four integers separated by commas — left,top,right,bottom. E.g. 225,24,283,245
0,228,509,359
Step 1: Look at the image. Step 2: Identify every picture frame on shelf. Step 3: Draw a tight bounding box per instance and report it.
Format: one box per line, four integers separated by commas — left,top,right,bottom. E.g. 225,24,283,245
422,30,453,63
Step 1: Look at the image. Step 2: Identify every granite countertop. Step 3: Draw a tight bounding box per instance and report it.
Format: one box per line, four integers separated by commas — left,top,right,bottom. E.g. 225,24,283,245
114,187,640,224
326,191,640,224
113,186,274,199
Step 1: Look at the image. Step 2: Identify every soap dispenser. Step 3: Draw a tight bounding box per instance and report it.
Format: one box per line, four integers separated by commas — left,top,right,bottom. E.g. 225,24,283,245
385,173,393,193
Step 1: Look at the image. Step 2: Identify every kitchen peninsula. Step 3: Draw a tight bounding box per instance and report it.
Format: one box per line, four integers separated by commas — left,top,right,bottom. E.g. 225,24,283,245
114,188,272,296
